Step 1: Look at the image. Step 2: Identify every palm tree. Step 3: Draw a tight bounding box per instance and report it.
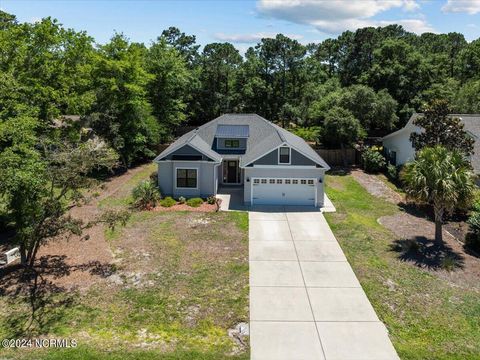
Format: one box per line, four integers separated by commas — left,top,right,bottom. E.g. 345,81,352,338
401,146,475,244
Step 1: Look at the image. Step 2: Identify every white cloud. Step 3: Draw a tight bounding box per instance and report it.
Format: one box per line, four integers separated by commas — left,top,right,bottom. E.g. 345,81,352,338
256,0,433,34
381,19,435,33
442,0,480,14
214,32,303,43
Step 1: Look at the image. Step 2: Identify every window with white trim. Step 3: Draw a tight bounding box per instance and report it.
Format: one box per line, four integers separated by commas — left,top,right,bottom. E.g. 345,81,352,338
285,179,291,184
308,179,314,185
176,168,197,188
253,179,260,184
261,179,267,184
276,179,282,184
269,179,275,184
301,179,307,185
292,179,298,184
279,147,290,164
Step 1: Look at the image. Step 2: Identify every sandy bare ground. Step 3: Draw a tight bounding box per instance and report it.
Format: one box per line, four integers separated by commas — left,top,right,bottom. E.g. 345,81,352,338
31,164,154,291
351,169,404,204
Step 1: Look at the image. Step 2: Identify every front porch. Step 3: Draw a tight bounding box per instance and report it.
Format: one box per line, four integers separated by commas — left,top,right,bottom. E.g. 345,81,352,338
220,159,243,185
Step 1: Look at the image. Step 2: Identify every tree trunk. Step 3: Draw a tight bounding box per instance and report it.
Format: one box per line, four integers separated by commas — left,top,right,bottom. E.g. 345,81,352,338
28,241,41,268
20,243,27,266
433,204,444,244
434,218,443,244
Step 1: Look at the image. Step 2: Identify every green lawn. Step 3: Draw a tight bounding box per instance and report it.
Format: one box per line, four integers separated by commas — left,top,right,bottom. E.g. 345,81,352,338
325,174,480,359
0,162,249,360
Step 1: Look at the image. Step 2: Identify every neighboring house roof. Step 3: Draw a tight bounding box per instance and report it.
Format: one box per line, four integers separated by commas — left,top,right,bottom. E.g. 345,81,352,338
383,113,480,173
154,114,330,169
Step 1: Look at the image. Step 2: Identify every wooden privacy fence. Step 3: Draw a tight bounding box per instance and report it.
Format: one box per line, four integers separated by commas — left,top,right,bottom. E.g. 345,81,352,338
315,148,359,166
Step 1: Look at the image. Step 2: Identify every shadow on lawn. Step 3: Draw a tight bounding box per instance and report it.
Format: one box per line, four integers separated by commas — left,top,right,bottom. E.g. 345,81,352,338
327,166,354,176
0,256,114,337
390,237,465,270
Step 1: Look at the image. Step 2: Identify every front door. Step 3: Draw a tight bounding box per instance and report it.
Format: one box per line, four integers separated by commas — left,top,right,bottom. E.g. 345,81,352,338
227,161,238,183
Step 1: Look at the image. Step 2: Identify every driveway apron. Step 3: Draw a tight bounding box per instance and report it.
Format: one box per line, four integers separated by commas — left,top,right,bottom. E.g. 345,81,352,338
249,206,399,360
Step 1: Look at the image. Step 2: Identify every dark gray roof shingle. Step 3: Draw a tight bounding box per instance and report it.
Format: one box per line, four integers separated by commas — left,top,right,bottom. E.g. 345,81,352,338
155,113,330,169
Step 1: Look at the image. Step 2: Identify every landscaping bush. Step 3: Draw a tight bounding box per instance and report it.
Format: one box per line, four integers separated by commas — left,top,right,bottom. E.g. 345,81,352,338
441,255,457,271
466,204,480,252
131,180,161,210
362,147,386,173
160,196,176,207
206,196,217,205
386,163,398,181
149,171,158,185
186,197,203,207
178,196,186,204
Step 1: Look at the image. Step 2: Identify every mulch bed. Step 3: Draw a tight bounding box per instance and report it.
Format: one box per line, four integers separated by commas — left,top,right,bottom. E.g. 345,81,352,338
348,169,480,290
153,203,218,212
379,212,480,290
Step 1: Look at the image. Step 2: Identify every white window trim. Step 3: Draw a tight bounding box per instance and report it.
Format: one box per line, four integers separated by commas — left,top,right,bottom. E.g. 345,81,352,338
174,167,199,190
278,146,291,165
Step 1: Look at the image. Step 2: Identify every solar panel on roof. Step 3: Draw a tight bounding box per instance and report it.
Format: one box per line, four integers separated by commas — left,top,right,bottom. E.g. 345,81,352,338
215,125,249,138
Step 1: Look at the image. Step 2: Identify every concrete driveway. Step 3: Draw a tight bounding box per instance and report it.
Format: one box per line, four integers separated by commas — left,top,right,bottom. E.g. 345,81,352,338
249,206,399,360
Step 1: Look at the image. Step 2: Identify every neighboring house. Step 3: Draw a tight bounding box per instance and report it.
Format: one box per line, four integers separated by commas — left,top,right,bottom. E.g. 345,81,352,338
382,113,480,173
154,114,330,207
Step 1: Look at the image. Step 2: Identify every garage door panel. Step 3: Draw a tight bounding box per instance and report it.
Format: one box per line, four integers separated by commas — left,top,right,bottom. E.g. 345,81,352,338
252,178,315,206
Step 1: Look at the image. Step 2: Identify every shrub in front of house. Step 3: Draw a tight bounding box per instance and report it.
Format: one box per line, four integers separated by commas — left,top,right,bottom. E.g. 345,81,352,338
206,196,217,205
466,203,480,252
160,196,176,207
362,147,386,173
132,180,161,210
386,163,398,181
186,197,203,207
149,171,158,185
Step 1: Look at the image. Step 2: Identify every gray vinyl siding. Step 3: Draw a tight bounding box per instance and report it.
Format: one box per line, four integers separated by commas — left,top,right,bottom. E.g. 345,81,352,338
253,148,316,166
254,149,277,165
157,161,218,198
216,137,247,150
157,161,173,196
161,145,212,161
243,167,325,207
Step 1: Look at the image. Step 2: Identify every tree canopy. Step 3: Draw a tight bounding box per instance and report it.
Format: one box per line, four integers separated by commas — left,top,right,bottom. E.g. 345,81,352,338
401,146,475,243
410,99,474,156
1,10,480,163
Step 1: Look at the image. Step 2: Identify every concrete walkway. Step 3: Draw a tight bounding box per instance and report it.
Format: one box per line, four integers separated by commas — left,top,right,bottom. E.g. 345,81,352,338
249,207,399,360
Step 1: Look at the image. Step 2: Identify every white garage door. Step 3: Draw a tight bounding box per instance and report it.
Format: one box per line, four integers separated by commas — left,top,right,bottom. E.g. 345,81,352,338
251,178,316,206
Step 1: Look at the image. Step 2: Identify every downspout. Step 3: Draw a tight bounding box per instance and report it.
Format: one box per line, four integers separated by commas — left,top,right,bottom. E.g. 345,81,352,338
213,161,222,195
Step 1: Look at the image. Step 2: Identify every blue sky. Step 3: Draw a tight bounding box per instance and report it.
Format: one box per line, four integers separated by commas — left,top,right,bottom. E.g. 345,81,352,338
2,0,480,52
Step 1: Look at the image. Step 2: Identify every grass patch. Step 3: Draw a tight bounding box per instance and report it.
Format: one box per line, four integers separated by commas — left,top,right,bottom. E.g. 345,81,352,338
99,163,156,208
325,174,480,359
17,346,249,360
1,210,249,359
